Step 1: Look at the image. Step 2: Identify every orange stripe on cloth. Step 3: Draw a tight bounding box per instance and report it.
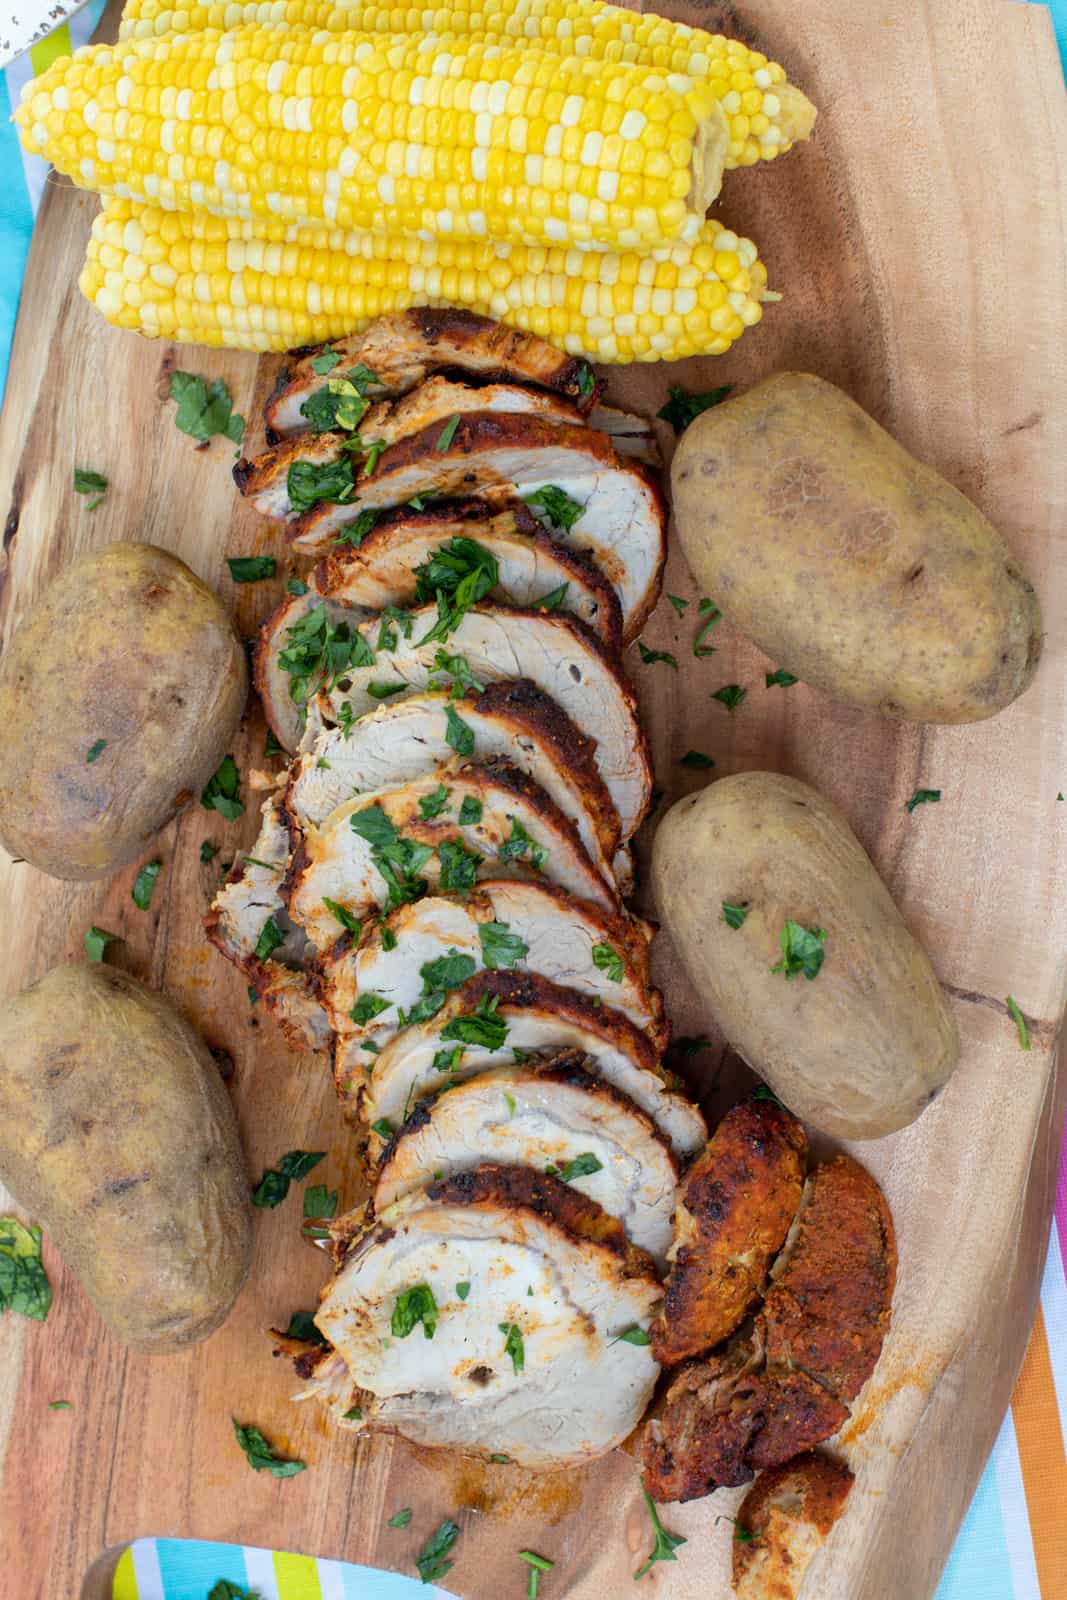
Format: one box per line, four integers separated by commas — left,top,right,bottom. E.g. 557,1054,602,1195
1010,1304,1067,1598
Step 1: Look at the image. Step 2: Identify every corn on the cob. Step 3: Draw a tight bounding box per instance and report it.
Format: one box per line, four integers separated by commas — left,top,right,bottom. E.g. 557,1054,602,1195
80,197,773,362
18,26,730,250
117,0,816,173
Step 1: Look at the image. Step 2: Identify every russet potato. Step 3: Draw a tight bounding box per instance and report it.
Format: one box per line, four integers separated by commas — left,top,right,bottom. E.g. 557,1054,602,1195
671,372,1042,723
652,771,959,1138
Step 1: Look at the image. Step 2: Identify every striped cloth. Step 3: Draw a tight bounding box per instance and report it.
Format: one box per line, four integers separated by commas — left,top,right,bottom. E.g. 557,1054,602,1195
111,1537,445,1598
2,8,1066,1597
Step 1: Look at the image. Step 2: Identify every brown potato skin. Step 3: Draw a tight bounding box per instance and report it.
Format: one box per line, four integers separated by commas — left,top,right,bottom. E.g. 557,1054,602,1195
0,542,247,879
0,963,252,1352
671,372,1042,723
651,772,959,1138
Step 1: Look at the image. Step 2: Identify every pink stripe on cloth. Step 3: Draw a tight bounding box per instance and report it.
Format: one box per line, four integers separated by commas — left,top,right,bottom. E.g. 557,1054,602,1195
1055,1114,1067,1277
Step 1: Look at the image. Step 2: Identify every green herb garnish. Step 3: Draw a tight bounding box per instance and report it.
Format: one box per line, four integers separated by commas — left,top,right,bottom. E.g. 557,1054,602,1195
323,898,361,937
201,754,244,820
530,582,569,613
499,817,547,871
132,859,162,911
459,795,483,825
85,738,107,763
906,788,941,813
524,485,585,531
1006,996,1031,1051
712,684,746,713
440,994,508,1049
436,414,462,451
415,1518,460,1585
283,1309,327,1345
455,1281,471,1300
419,784,451,820
334,507,381,549
722,902,748,930
200,841,220,864
414,537,498,645
287,577,310,595
287,454,355,516
310,347,343,375
232,1418,306,1478
616,1325,651,1346
771,921,826,981
666,594,689,614
765,668,798,688
0,1218,52,1321
254,916,285,962
518,1551,554,1600
389,1508,414,1529
393,1283,438,1340
693,598,721,657
680,750,714,770
252,1149,325,1209
444,704,475,756
84,926,119,962
634,1482,687,1579
371,1119,393,1140
657,384,731,434
227,555,277,583
499,1321,525,1374
169,370,244,444
637,642,678,669
591,943,623,982
479,920,529,969
351,992,392,1025
556,1152,603,1182
73,467,107,509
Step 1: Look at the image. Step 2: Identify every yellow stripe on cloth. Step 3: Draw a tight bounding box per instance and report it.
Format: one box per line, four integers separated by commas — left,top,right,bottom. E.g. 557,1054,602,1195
110,1546,140,1600
274,1549,326,1596
28,20,71,75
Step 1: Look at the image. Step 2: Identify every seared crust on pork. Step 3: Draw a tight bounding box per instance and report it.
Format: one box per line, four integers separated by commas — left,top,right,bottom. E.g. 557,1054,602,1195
652,1097,807,1365
733,1453,855,1600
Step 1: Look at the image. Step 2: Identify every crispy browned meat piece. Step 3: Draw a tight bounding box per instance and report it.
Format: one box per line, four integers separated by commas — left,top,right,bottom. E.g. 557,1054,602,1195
652,1097,807,1365
642,1153,895,1503
733,1452,854,1600
764,1154,897,1403
642,1354,847,1503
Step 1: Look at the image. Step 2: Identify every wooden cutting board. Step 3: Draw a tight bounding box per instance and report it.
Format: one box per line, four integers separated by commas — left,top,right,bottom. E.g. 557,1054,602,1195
1,1,1065,1597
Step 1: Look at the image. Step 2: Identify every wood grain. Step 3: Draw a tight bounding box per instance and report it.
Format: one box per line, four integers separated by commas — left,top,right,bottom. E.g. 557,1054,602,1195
0,2,1064,1598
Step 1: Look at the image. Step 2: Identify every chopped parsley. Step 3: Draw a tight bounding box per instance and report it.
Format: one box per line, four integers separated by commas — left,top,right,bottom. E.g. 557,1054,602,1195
666,594,689,615
49,1400,72,1411
302,1183,338,1239
131,859,162,911
765,668,798,688
615,1325,652,1346
350,805,434,910
547,1152,603,1183
459,795,484,825
287,454,356,516
440,994,508,1049
388,1508,414,1529
576,364,596,399
414,538,499,645
431,648,484,696
634,1482,687,1579
680,750,714,770
479,920,529,969
376,606,414,650
906,788,942,813
334,507,381,548
752,1084,786,1108
1006,996,1031,1051
201,754,244,819
232,1418,305,1478
656,383,731,434
676,1036,712,1055
444,704,475,756
433,1046,465,1075
84,926,119,962
356,436,388,476
371,1118,394,1140
351,992,392,1025
252,1149,324,1208
287,577,310,595
283,1309,327,1345
310,347,343,375
694,598,721,657
0,1218,52,1321
404,950,478,1026
227,555,277,583
168,370,244,445
722,901,748,930
771,921,826,981
435,839,480,895
73,467,107,509
524,485,585,531
455,1281,471,1300
322,899,361,937
712,684,747,713
591,943,624,982
499,1321,525,1374
300,368,374,433
85,738,107,763
366,682,407,699
499,817,547,871
637,642,678,669
265,729,285,757
419,784,451,820
415,1518,461,1585
392,1283,438,1340
530,582,569,613
200,840,220,864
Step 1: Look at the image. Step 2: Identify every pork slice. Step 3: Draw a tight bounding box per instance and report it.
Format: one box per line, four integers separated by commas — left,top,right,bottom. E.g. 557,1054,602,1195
266,308,598,436
311,1163,660,1468
373,1052,679,1265
255,590,364,754
354,970,702,1158
299,603,651,838
733,1453,854,1600
284,682,621,874
285,761,619,950
236,414,666,639
318,880,664,1053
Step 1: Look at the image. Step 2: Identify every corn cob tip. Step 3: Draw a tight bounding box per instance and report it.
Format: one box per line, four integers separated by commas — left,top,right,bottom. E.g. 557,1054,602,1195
691,101,729,210
776,84,818,146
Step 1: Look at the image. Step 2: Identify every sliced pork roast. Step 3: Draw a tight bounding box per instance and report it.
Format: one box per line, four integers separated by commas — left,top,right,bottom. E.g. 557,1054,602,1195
286,762,619,951
733,1453,855,1600
235,414,667,638
294,604,652,839
318,880,664,1055
652,1097,808,1366
642,1156,897,1502
265,308,598,436
372,1053,678,1265
285,683,621,875
205,799,331,1053
355,971,705,1159
307,1164,661,1468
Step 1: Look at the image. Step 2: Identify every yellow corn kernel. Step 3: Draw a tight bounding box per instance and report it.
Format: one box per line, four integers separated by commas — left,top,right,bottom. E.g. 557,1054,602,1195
117,0,815,170
80,196,776,362
23,25,729,250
